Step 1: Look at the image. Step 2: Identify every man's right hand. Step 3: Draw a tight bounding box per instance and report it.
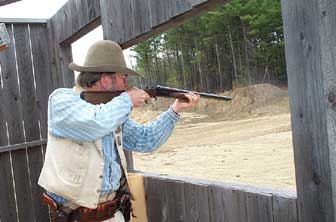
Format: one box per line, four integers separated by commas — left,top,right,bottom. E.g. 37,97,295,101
126,87,150,108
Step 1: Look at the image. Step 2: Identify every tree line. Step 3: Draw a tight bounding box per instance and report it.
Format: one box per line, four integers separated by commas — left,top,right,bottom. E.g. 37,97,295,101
129,0,285,93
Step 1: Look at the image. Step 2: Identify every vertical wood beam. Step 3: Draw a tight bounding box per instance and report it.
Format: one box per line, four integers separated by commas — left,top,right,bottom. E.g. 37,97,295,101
281,0,336,221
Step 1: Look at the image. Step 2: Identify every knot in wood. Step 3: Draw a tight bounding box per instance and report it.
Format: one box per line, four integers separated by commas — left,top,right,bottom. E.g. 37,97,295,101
312,171,321,185
328,90,336,111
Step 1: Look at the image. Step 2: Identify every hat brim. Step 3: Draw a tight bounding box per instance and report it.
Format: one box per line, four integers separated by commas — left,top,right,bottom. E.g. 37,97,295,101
69,63,141,77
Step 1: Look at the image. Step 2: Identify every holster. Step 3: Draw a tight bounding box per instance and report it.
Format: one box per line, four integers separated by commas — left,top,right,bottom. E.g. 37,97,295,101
117,191,132,222
42,193,126,222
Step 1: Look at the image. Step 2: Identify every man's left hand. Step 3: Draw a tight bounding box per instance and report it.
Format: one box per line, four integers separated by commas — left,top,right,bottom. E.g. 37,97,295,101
171,92,200,113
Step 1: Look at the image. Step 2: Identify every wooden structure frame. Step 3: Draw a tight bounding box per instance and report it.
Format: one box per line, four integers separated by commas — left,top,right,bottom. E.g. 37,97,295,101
0,0,20,7
0,0,335,221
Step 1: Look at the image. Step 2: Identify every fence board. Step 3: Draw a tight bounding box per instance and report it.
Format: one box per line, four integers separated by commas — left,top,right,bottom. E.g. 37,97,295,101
14,24,39,141
74,0,88,29
131,0,151,37
30,24,53,139
47,20,63,90
281,0,336,221
27,145,49,222
273,195,298,222
11,23,36,222
145,177,168,222
170,0,192,18
59,45,74,88
120,0,133,43
87,0,99,21
191,0,208,7
0,24,19,222
165,180,187,221
185,183,210,222
0,152,18,222
100,0,120,42
148,0,170,28
209,185,225,222
210,186,248,222
245,192,273,222
1,25,25,145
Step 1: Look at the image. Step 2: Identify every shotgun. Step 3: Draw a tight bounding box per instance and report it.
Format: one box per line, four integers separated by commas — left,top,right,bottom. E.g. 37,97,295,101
80,85,232,105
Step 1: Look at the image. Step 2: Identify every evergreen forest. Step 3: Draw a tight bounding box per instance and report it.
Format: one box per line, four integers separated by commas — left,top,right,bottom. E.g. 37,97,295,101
129,0,286,93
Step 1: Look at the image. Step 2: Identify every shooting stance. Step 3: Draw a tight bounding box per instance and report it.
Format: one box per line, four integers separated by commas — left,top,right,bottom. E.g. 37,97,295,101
38,40,200,222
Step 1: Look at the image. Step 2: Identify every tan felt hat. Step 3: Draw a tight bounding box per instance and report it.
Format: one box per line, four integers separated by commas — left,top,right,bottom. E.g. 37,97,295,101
69,40,140,76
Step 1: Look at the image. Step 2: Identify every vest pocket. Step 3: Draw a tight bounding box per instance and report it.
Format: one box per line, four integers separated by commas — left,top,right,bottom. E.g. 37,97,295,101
57,143,89,184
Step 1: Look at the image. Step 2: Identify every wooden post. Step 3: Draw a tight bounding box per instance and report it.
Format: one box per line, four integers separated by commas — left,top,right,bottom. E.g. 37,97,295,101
281,0,336,221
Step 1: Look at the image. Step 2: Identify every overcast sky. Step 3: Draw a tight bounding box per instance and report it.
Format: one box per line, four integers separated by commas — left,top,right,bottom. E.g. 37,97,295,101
0,0,135,70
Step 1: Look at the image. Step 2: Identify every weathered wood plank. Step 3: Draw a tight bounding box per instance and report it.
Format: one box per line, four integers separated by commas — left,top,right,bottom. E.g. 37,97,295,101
210,186,248,222
0,139,47,153
12,24,36,222
101,0,229,49
120,0,134,42
148,0,170,28
165,180,187,221
1,25,25,145
319,2,336,222
273,195,298,222
144,177,168,222
0,18,47,24
59,45,74,88
191,0,208,7
14,24,39,141
245,192,273,222
27,146,49,222
30,24,53,139
50,0,101,45
281,0,336,221
185,183,210,222
100,0,120,42
0,55,17,220
48,12,75,88
124,150,134,172
0,0,20,6
47,20,63,90
170,0,192,18
0,49,8,147
87,0,100,22
75,0,89,28
131,0,151,38
0,152,18,222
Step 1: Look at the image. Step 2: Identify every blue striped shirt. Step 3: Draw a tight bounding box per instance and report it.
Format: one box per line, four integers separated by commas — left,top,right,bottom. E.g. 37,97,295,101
46,88,179,204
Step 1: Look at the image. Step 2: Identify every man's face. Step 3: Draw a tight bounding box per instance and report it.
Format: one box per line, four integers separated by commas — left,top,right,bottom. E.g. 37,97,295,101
106,73,128,91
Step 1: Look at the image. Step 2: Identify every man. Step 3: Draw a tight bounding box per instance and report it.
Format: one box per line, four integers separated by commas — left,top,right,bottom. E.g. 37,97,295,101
38,40,200,222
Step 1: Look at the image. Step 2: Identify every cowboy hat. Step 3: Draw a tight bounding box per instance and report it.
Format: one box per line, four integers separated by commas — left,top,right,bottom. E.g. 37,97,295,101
69,40,141,76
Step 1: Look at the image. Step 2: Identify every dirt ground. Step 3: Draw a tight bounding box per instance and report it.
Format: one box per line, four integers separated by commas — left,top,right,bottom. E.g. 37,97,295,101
131,84,296,191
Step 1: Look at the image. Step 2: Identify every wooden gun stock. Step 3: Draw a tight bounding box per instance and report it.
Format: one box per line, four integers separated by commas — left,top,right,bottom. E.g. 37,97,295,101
80,85,232,105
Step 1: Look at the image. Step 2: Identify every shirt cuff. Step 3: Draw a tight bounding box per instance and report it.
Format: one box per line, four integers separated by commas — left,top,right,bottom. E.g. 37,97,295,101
167,106,180,122
119,92,133,108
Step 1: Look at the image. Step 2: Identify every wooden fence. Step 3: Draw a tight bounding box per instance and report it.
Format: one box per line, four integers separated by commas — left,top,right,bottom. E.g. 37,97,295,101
1,0,335,221
0,21,56,222
143,173,298,222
